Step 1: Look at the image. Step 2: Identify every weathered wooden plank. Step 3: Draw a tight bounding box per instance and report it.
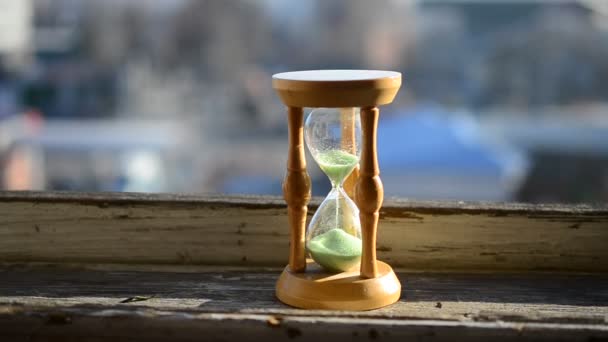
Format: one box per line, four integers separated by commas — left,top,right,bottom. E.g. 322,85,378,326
2,307,607,342
0,191,607,272
0,265,607,341
1,264,607,322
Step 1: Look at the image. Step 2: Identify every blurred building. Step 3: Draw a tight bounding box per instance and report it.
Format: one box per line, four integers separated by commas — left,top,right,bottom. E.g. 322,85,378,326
0,0,607,202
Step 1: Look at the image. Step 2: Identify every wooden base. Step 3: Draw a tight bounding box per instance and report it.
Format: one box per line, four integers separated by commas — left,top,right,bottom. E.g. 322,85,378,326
276,259,401,310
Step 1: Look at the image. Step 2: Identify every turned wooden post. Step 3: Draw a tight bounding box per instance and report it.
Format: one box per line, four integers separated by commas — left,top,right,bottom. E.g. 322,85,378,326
356,106,383,279
283,106,311,273
341,107,359,200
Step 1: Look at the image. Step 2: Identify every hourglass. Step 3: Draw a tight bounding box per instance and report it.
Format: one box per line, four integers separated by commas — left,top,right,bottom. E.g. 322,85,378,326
273,70,401,310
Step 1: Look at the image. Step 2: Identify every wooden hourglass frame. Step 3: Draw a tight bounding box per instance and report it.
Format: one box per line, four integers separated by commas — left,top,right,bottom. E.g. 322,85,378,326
272,70,402,310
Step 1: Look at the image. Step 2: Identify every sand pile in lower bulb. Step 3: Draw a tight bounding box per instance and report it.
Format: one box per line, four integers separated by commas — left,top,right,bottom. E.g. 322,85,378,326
307,229,362,272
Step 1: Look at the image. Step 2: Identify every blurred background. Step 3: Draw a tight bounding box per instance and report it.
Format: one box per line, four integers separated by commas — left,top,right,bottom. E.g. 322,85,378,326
1,0,607,203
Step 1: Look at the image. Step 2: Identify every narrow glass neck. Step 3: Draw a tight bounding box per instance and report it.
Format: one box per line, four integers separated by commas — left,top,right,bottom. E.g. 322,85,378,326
326,183,349,199
324,163,356,189
330,179,344,189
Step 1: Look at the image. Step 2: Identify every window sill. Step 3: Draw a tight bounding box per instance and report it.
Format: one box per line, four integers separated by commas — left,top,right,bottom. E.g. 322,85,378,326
0,191,607,340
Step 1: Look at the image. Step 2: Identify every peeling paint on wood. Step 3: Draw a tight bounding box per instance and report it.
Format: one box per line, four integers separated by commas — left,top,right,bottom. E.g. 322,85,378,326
0,191,607,272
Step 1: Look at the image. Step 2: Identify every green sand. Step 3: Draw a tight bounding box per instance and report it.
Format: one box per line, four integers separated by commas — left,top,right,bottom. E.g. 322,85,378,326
316,150,358,184
307,229,362,272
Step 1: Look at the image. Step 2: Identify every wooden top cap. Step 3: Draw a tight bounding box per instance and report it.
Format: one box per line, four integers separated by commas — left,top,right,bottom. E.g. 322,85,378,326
272,70,402,108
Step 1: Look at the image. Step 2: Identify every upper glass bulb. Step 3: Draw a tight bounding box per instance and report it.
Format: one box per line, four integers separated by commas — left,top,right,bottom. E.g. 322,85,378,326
304,108,361,186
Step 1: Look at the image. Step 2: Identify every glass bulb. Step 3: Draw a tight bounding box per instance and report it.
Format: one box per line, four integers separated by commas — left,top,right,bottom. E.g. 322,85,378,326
304,107,362,272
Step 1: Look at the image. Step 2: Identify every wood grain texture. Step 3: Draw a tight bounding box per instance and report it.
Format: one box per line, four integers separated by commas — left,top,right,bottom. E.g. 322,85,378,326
272,70,401,107
0,264,607,341
0,191,607,272
357,107,384,278
283,106,310,273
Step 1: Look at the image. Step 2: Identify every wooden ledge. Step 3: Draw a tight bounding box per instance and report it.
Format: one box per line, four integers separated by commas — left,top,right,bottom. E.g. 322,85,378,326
1,192,607,340
1,190,606,213
1,264,607,341
0,191,607,272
